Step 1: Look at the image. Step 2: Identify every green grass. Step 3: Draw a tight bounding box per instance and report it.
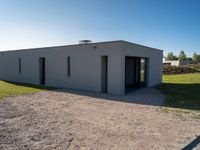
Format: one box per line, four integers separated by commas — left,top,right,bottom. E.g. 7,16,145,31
0,81,48,100
157,73,200,110
163,73,200,84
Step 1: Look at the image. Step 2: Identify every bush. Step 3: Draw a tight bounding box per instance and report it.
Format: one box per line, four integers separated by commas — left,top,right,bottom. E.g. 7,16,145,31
163,64,200,74
187,64,200,70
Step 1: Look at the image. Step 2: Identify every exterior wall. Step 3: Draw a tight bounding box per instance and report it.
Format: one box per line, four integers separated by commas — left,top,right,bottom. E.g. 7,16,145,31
0,42,123,95
0,41,162,95
121,42,163,89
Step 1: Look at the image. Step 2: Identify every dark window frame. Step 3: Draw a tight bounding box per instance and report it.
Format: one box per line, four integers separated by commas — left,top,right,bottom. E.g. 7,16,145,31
67,56,70,77
18,58,21,74
39,57,46,85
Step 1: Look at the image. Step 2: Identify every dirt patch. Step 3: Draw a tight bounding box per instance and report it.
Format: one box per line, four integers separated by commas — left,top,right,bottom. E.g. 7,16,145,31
0,89,199,150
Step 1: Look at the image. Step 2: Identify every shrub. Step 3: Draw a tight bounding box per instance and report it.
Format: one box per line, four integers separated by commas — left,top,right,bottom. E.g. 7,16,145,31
163,64,200,74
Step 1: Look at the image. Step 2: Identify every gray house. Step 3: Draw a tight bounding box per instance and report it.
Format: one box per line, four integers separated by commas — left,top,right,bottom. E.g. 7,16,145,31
0,40,163,95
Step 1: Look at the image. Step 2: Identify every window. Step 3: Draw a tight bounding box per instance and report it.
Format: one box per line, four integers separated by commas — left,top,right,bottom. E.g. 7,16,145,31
18,58,21,74
67,57,70,77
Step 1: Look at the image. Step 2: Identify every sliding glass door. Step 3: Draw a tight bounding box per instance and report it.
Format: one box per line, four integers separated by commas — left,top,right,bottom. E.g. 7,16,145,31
140,58,148,87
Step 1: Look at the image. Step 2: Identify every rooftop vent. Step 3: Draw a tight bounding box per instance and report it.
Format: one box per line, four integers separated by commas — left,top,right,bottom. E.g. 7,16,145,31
79,40,92,44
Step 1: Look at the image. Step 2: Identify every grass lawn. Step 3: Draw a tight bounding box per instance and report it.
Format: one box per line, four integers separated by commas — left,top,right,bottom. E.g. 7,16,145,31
0,81,47,100
157,73,200,110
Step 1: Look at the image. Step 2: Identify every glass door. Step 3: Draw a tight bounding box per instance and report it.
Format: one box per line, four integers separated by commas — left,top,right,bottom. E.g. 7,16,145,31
140,58,147,87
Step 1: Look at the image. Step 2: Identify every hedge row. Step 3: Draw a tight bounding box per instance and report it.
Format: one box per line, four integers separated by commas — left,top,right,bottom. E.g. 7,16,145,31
188,64,200,70
163,64,200,74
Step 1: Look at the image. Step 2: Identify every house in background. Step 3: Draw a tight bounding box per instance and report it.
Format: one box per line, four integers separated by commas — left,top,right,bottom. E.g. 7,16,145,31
163,57,190,66
0,41,163,95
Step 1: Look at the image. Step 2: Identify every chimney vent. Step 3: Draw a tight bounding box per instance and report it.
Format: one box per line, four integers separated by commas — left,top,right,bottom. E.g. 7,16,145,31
79,40,92,44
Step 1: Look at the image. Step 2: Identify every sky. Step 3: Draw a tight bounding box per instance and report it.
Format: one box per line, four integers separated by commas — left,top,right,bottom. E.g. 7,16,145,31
0,0,200,56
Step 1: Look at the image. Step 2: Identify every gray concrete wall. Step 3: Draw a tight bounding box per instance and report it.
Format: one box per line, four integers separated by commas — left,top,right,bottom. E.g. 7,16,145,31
0,41,162,95
0,41,124,95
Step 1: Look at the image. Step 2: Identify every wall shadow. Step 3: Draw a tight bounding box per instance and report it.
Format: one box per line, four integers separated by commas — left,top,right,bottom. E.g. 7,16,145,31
56,87,165,107
181,135,200,150
4,80,164,106
4,80,200,111
156,83,200,110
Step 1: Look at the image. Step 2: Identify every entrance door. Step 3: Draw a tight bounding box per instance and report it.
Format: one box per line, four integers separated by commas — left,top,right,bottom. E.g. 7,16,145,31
125,57,140,89
101,56,108,93
125,56,148,93
39,57,45,85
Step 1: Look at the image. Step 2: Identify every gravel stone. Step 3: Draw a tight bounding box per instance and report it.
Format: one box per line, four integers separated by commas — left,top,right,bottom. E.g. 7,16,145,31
0,88,199,150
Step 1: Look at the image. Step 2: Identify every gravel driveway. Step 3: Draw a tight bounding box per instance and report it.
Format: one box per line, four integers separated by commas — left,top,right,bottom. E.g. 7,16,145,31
0,88,200,150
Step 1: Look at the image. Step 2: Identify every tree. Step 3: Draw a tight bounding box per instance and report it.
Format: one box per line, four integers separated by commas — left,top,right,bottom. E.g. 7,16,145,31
178,50,187,62
173,55,178,60
192,52,200,62
166,52,178,60
166,52,174,60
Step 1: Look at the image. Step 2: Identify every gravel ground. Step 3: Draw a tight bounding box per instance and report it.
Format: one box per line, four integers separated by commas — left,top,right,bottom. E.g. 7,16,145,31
0,88,200,150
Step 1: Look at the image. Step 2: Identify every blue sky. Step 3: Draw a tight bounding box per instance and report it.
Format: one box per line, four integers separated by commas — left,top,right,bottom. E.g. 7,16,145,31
0,0,200,56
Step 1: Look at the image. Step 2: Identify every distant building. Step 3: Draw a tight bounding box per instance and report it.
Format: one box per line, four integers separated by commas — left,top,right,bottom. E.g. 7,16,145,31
163,57,190,66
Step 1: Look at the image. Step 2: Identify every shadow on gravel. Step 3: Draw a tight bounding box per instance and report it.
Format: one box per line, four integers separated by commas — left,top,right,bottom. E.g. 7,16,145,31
181,135,200,150
56,87,165,107
2,81,165,107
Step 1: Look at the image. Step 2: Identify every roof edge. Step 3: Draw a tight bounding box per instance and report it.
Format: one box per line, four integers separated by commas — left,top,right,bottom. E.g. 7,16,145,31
0,40,163,53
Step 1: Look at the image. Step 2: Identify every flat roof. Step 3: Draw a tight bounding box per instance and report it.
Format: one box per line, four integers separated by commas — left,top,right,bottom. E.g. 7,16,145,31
0,40,163,53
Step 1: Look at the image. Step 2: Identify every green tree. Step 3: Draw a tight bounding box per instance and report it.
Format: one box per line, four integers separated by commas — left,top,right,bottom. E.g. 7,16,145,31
166,52,174,60
193,52,200,62
178,50,187,62
173,55,178,60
